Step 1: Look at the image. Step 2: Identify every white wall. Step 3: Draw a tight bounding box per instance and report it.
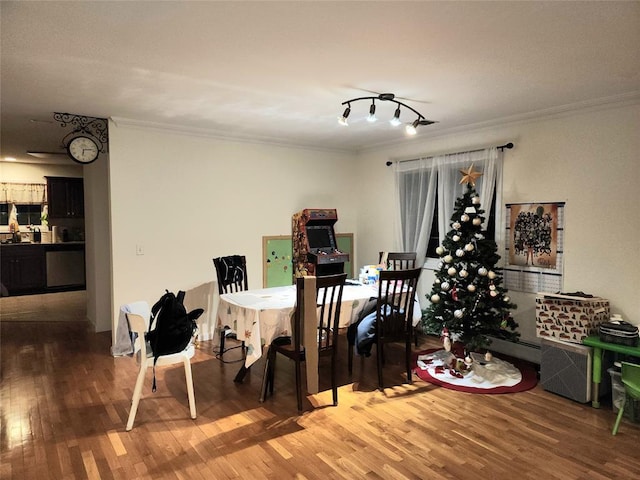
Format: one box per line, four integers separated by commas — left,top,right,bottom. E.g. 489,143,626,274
83,154,112,332
107,123,358,343
353,102,640,360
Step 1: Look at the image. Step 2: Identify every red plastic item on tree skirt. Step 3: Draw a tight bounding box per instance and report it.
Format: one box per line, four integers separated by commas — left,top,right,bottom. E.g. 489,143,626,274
435,365,445,374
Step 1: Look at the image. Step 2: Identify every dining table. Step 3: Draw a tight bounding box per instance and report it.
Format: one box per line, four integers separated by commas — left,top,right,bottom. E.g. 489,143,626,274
215,280,423,392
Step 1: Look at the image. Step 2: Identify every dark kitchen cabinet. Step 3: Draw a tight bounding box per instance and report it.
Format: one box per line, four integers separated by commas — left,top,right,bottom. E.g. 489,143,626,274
46,177,84,218
0,245,46,294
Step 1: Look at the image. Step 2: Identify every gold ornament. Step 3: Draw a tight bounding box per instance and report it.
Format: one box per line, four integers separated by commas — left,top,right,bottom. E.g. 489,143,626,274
459,164,483,186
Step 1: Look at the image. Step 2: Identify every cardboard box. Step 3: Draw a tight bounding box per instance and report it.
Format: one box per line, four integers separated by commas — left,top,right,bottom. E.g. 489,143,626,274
535,292,610,344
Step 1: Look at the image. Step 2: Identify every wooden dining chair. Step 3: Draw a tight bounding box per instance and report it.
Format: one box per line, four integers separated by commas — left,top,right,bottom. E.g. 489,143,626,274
378,252,421,346
261,273,347,412
379,251,417,271
213,255,248,360
349,267,422,390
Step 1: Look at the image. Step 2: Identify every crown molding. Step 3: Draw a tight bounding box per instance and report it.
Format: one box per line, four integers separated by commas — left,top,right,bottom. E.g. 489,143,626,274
109,117,353,154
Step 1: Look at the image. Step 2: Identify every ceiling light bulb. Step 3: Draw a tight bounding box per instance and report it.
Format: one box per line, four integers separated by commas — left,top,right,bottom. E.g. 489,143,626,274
390,106,402,126
338,106,350,126
405,120,419,136
367,103,377,122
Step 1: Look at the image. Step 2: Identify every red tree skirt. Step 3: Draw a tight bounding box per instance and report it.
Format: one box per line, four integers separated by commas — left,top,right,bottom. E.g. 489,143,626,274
413,349,538,394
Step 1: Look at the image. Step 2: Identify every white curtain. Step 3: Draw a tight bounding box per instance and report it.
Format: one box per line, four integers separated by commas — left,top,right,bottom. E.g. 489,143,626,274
393,157,437,262
393,147,504,261
0,183,47,204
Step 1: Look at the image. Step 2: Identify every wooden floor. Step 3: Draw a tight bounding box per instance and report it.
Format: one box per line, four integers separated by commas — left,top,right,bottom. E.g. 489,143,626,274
1,294,639,480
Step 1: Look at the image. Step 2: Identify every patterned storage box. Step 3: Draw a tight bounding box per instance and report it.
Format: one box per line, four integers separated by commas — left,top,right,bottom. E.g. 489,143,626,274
536,292,610,344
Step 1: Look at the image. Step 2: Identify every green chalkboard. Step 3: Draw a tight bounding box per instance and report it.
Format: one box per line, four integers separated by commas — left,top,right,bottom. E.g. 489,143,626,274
262,233,354,287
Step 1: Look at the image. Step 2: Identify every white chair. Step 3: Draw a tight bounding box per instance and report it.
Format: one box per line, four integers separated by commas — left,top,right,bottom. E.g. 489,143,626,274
125,304,196,431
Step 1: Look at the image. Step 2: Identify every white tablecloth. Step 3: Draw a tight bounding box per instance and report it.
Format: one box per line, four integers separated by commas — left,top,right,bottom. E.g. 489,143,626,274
216,283,380,368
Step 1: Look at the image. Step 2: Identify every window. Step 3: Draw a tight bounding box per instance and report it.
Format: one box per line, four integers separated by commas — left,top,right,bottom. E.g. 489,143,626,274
0,204,8,225
394,147,503,264
16,204,42,226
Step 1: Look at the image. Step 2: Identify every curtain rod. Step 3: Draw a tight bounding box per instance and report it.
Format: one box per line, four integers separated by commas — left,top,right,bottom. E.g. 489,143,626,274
385,142,514,166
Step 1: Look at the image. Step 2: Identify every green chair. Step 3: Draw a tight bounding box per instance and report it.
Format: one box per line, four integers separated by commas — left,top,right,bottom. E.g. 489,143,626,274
612,361,640,435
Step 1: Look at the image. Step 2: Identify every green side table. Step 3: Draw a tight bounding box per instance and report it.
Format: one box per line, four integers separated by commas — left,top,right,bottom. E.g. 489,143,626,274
582,335,640,408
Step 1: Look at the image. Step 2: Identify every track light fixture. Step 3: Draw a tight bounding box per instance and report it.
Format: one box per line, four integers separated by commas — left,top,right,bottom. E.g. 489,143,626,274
339,93,436,135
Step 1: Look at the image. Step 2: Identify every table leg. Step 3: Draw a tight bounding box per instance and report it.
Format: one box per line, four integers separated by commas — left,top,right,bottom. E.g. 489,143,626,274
591,346,602,408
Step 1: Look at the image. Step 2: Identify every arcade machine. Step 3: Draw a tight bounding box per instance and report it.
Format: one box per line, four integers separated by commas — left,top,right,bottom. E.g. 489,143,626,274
292,208,349,277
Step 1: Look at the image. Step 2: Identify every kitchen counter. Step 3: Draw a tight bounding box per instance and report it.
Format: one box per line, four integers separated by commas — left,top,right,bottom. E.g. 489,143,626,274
0,242,85,295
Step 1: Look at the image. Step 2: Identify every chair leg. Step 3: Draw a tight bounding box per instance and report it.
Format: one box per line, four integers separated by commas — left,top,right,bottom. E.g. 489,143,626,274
184,358,196,420
268,350,276,396
405,339,413,384
259,353,271,402
331,351,338,406
219,332,226,358
348,342,354,375
126,365,147,431
612,395,627,435
376,342,384,391
295,357,304,412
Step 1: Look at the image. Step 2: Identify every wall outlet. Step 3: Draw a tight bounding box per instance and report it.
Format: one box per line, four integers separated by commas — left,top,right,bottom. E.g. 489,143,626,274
136,244,144,256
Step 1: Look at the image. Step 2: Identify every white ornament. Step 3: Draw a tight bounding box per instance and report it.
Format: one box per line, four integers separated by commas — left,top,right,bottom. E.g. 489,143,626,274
452,222,461,230
441,281,450,291
488,270,497,279
475,233,484,239
490,290,498,297
464,355,473,365
464,243,474,252
437,262,444,269
430,294,440,303
467,284,476,292
472,196,481,205
456,249,465,257
473,217,482,226
434,278,441,284
447,267,457,276
436,246,445,256
504,295,510,303
461,214,470,222
478,267,488,276
454,309,464,319
444,254,453,263
484,351,493,361
459,269,468,278
452,235,460,242
489,284,496,290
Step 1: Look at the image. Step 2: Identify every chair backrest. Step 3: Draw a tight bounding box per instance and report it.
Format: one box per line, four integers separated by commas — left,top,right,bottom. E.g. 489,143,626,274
127,312,150,359
292,273,347,354
213,255,248,294
375,267,422,342
379,252,417,270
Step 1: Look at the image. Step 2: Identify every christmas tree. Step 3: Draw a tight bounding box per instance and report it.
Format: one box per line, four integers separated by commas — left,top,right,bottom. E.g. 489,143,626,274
422,165,519,353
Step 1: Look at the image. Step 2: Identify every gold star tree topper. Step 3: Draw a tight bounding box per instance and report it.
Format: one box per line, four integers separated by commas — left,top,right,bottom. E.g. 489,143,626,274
459,164,483,186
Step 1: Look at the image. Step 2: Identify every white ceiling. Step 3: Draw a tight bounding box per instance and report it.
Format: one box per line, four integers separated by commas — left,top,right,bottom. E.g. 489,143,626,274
1,1,639,163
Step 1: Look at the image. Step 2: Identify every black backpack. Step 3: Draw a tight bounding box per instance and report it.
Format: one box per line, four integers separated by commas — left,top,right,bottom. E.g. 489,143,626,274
146,290,204,392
